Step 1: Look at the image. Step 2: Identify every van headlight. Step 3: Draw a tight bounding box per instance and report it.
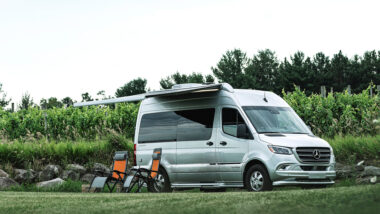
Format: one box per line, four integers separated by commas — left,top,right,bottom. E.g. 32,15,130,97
268,145,293,155
331,152,335,163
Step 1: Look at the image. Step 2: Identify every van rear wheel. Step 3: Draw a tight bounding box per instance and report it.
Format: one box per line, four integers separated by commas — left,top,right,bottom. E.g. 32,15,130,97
148,168,172,193
245,164,273,192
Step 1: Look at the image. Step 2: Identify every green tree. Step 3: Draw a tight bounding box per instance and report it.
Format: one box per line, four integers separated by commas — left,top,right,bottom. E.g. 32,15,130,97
244,49,280,92
61,97,74,107
18,92,34,110
40,97,63,109
205,74,215,83
96,90,105,100
159,72,215,89
115,78,148,97
211,49,248,88
347,55,363,93
0,83,11,108
81,92,93,102
356,50,379,92
376,51,380,85
159,77,173,90
330,50,350,92
278,51,312,93
310,52,332,93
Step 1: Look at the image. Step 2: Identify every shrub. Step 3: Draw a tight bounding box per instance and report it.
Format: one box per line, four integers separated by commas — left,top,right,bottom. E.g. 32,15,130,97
0,138,134,168
106,130,130,151
283,86,379,137
327,135,380,164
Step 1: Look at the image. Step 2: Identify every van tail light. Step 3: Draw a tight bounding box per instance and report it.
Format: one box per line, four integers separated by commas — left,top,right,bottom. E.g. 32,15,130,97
133,144,137,166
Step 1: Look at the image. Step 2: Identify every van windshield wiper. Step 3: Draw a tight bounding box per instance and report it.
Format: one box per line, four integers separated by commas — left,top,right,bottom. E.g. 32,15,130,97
260,132,283,134
286,132,309,134
260,131,309,134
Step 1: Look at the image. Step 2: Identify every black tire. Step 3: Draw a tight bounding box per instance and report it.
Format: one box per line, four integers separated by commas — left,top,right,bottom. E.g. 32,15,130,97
147,167,172,193
244,164,273,192
201,188,227,192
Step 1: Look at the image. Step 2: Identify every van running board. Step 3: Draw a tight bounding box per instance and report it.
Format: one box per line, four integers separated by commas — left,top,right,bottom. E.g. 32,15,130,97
171,183,244,188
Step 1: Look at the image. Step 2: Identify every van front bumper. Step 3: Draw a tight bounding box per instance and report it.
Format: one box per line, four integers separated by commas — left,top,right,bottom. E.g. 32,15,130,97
268,159,336,186
272,170,336,186
273,179,335,186
273,164,336,186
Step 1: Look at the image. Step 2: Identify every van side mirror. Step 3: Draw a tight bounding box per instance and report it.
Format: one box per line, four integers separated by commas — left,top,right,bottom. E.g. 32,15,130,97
237,124,253,139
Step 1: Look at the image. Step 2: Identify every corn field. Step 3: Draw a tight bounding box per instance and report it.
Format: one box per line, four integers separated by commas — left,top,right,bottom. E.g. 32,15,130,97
0,87,378,141
283,87,379,137
0,103,139,141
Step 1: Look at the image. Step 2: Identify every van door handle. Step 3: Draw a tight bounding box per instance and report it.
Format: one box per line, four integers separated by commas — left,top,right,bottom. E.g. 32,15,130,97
206,141,214,146
220,141,227,146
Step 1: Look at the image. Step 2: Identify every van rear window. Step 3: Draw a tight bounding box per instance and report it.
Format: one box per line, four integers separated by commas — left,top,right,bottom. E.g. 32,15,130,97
138,108,215,143
138,111,178,143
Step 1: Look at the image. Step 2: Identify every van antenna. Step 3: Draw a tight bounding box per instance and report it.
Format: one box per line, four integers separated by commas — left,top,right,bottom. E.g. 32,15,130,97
263,92,268,102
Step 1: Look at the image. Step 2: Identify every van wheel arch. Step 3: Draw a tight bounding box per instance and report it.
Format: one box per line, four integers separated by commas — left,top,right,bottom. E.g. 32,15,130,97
159,165,171,182
243,159,271,188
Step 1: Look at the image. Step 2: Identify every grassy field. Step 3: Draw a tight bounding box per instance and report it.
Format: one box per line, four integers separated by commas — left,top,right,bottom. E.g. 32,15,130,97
0,185,379,214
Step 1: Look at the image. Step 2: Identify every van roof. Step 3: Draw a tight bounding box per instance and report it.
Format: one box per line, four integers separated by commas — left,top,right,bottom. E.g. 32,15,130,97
233,89,289,107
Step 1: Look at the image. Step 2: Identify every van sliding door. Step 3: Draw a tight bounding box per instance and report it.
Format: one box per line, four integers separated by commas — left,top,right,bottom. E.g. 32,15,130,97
174,108,217,183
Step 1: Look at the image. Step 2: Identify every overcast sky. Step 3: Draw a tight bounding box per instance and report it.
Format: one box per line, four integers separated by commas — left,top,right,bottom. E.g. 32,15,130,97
0,0,379,106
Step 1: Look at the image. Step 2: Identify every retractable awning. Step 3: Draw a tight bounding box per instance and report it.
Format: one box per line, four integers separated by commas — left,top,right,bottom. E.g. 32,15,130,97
73,83,232,107
145,83,223,98
73,94,145,107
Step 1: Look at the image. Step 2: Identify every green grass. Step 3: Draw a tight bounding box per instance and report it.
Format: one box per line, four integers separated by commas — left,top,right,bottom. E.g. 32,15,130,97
0,178,359,193
0,185,379,214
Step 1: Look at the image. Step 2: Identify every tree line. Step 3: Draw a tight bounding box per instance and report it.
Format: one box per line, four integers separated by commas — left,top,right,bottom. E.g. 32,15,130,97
161,49,379,94
1,49,379,111
211,49,379,94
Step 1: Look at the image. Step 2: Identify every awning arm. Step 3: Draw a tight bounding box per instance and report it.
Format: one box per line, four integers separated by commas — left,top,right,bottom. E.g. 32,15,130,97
73,94,145,107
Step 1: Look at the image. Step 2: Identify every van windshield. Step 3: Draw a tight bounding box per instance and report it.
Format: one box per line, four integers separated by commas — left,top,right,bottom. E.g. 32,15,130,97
242,106,311,134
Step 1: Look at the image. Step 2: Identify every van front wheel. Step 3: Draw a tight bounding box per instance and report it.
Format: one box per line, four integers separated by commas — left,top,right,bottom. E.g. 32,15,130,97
245,164,273,192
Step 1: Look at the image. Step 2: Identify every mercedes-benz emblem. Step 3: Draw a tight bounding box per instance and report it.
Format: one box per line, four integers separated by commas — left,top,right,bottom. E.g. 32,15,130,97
312,149,321,160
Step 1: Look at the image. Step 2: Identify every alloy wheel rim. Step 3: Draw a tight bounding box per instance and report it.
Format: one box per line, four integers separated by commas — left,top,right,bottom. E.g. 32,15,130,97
154,174,165,191
250,171,264,191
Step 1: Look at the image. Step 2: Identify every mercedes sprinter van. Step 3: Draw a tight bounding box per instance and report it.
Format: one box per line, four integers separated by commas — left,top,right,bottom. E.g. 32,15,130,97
75,83,336,192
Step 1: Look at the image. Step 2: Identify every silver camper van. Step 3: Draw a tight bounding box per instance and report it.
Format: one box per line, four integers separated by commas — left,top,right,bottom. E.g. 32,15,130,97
75,83,336,192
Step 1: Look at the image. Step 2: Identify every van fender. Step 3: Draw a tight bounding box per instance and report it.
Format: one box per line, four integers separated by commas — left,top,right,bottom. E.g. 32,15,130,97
242,151,275,181
157,159,173,182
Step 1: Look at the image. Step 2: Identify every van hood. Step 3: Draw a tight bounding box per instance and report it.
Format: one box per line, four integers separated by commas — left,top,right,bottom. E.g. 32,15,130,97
258,133,331,148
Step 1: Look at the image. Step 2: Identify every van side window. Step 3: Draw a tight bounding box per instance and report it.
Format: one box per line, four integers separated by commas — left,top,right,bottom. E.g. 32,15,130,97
138,112,178,143
222,108,253,139
138,108,215,143
176,108,215,141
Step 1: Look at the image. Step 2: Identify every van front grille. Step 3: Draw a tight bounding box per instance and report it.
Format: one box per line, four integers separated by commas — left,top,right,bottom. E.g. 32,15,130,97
296,147,331,163
300,166,328,171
